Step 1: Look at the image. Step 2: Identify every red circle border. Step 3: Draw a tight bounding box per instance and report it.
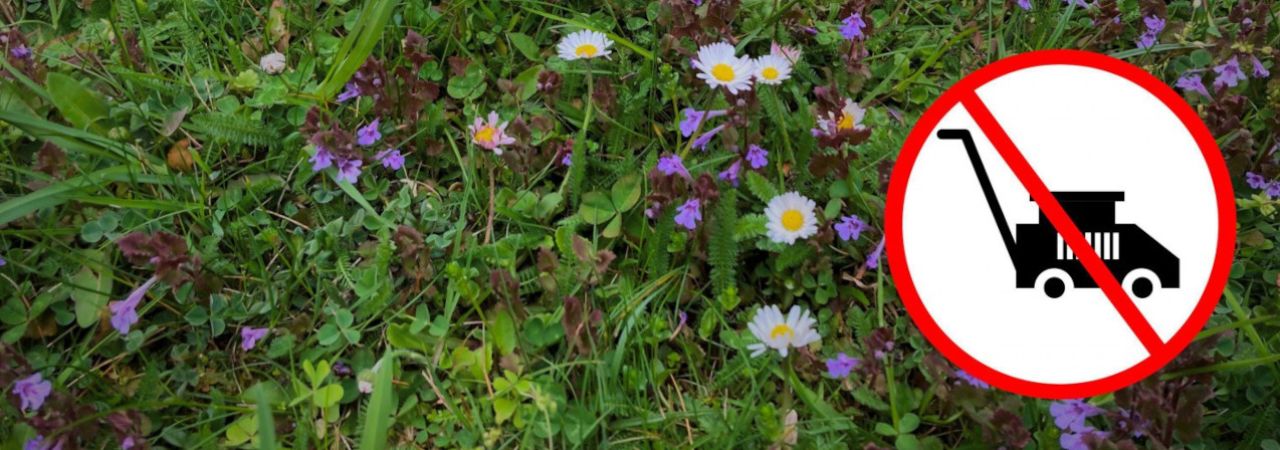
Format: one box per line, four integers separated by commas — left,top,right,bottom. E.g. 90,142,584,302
884,50,1237,399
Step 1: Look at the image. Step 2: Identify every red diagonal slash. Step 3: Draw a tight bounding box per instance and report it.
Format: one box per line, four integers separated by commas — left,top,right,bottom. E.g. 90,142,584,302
959,92,1164,354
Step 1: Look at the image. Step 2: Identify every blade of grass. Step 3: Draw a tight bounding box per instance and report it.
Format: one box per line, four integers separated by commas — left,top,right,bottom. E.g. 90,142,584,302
317,0,400,100
255,389,279,450
358,353,398,450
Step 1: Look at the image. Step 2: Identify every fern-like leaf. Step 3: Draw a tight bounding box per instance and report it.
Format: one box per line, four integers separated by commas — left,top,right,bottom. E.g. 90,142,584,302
708,189,738,295
187,113,279,147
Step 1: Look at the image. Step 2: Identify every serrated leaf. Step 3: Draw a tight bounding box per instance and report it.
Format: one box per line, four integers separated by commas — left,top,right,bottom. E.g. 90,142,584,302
744,171,778,203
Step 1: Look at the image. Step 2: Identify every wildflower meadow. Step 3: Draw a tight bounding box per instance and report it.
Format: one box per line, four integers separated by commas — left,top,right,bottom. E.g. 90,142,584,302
2,0,1280,449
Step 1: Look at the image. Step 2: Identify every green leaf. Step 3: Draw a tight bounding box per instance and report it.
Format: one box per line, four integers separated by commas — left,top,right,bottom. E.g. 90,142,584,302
357,354,397,450
602,214,622,238
895,434,922,450
387,323,431,353
507,32,541,61
225,415,257,446
313,384,344,408
898,413,920,434
493,397,518,424
491,307,517,356
70,250,112,328
610,174,642,212
577,192,616,225
45,72,109,132
446,63,486,100
744,171,778,203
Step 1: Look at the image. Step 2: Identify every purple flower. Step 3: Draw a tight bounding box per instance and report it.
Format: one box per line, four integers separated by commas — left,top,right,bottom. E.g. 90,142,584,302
10,45,31,59
718,160,742,186
356,119,382,147
1251,55,1270,78
240,327,270,351
310,145,335,171
865,238,885,270
13,372,52,413
680,108,707,138
657,154,690,178
746,145,769,169
674,198,702,230
1049,399,1103,432
1246,171,1268,189
336,82,361,102
375,148,404,170
336,158,363,184
561,152,573,167
692,124,725,150
109,276,158,335
1060,426,1109,450
1015,0,1031,10
954,370,989,389
825,353,860,378
840,13,866,41
120,436,137,450
1175,71,1211,98
1136,33,1157,49
25,436,45,450
1143,15,1166,34
0,255,6,266
834,215,867,241
1213,56,1245,89
677,311,689,329
1135,16,1164,49
1267,182,1280,199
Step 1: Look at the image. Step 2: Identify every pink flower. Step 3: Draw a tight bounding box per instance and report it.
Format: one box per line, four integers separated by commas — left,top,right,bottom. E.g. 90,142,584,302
109,276,159,335
240,327,270,351
13,372,52,413
469,111,516,155
770,42,802,64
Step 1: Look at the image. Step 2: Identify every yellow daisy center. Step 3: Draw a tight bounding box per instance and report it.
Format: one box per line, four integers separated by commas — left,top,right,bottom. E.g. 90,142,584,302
711,63,736,82
761,66,780,80
474,126,496,143
781,209,805,232
770,324,795,340
575,44,598,57
837,113,856,131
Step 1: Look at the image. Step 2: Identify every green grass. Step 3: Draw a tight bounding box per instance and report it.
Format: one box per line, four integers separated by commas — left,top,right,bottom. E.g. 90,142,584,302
3,0,1280,449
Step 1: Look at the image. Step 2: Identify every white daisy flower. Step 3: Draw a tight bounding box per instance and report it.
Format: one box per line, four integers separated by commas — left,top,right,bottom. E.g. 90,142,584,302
692,42,754,94
764,192,819,244
835,99,867,132
747,305,821,357
556,30,613,60
752,54,792,85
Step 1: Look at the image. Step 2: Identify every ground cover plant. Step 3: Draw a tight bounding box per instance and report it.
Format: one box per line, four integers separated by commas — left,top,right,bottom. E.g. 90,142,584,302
2,0,1280,448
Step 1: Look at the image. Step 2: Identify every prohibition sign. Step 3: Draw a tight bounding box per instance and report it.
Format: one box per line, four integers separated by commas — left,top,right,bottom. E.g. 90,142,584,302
885,50,1235,399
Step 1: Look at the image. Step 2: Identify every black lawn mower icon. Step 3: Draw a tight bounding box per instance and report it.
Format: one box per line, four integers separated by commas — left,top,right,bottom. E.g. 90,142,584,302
937,129,1180,299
